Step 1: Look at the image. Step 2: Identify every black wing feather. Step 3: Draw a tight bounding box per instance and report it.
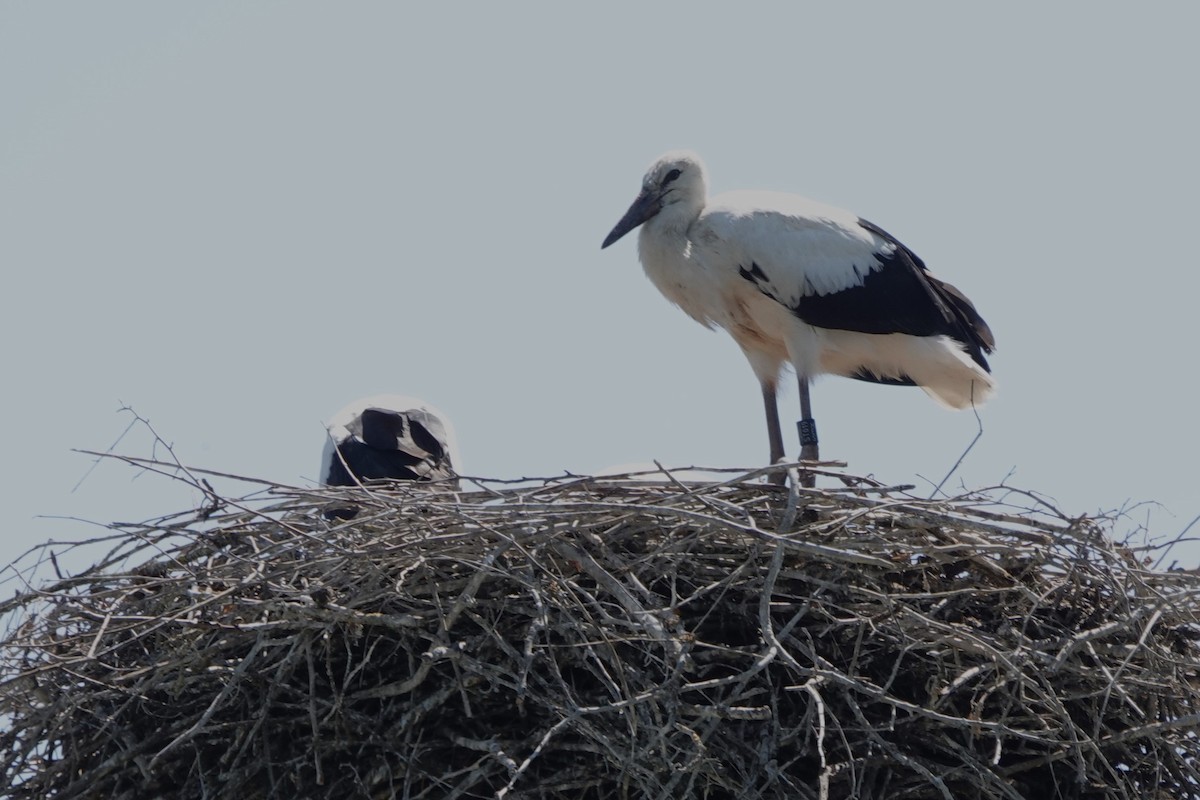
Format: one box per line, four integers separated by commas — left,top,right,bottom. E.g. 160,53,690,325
739,217,994,373
324,439,426,486
326,408,453,487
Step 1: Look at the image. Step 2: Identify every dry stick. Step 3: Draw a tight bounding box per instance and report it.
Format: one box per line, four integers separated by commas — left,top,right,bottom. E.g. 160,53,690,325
496,715,576,799
71,412,141,493
83,611,114,660
757,542,842,799
442,540,514,632
305,637,324,787
658,569,789,799
806,664,1056,745
1095,606,1164,733
550,540,675,656
73,449,326,544
149,636,267,771
798,676,830,800
844,694,957,800
930,388,985,499
1152,512,1200,569
221,633,313,774
88,409,223,511
528,499,893,568
649,459,770,525
1085,641,1146,722
72,449,309,491
779,465,804,531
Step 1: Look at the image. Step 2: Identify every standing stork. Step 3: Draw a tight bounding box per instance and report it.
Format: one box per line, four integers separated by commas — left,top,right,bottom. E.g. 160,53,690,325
320,395,461,488
601,151,995,485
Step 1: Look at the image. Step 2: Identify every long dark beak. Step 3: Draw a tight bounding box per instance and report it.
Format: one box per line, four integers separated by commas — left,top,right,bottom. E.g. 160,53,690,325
601,190,661,249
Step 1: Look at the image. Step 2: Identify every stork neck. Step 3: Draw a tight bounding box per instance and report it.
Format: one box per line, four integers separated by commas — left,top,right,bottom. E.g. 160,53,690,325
638,218,689,269
639,200,699,259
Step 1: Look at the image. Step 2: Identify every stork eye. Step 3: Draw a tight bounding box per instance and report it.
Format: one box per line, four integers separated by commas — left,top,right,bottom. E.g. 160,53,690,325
663,168,682,185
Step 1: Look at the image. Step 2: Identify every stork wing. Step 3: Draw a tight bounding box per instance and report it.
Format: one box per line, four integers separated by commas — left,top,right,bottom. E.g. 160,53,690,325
700,192,993,366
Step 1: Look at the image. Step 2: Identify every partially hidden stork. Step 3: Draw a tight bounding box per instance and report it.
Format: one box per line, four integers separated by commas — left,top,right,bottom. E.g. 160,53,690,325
601,151,995,485
320,395,461,488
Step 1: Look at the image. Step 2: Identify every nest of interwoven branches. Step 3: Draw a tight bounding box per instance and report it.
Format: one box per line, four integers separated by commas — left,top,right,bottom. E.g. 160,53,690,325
2,462,1199,800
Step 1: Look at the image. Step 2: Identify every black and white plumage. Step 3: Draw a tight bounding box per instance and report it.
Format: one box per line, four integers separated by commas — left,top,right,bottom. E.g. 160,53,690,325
320,395,461,488
601,151,995,482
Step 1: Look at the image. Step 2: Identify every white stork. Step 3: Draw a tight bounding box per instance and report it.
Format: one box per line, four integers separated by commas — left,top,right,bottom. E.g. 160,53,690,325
601,151,994,485
320,395,461,488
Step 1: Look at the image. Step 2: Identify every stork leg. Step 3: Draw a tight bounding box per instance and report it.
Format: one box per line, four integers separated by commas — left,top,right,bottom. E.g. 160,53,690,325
797,376,818,489
762,383,785,485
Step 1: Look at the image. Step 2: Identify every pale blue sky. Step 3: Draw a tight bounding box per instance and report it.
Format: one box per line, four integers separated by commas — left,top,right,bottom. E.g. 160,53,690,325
2,3,1198,579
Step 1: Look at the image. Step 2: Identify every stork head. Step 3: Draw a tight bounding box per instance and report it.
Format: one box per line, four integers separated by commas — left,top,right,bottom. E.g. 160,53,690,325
601,150,707,248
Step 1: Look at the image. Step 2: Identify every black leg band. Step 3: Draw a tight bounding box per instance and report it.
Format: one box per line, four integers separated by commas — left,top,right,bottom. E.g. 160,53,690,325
798,418,818,446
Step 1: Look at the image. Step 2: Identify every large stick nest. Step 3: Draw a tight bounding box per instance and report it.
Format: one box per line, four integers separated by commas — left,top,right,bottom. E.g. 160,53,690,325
2,465,1199,799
